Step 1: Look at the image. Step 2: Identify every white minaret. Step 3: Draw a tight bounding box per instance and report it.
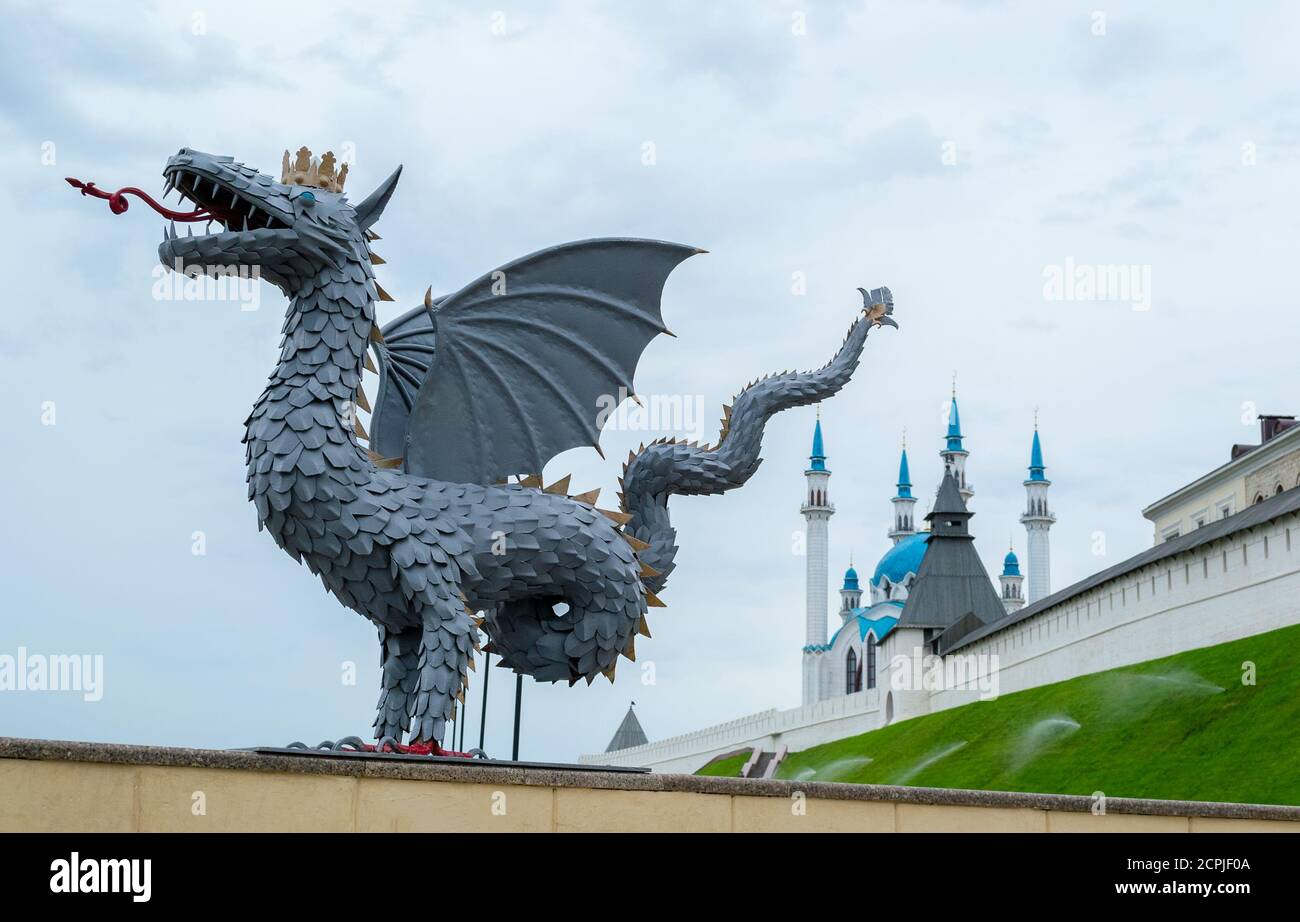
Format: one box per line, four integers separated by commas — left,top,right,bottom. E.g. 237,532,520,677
1020,424,1055,604
801,413,833,707
940,382,974,506
1000,542,1026,614
888,434,917,544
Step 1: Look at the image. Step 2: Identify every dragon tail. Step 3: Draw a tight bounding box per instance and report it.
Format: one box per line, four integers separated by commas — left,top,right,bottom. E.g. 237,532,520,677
621,289,893,599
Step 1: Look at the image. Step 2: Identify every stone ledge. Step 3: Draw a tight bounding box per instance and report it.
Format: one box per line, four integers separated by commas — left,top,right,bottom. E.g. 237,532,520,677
3,736,1297,823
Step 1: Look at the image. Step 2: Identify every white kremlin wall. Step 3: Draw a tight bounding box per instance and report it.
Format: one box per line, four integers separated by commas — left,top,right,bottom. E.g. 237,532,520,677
582,505,1300,773
927,504,1300,713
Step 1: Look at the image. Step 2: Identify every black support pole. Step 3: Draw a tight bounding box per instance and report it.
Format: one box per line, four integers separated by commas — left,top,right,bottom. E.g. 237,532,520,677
456,661,467,752
478,653,492,751
511,672,523,761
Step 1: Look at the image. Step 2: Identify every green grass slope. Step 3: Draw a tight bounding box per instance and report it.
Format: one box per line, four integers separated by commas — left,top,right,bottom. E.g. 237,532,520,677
771,623,1300,805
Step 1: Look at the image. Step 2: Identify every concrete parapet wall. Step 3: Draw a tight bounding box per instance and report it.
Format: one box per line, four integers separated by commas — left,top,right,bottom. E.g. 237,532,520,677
2,738,1296,833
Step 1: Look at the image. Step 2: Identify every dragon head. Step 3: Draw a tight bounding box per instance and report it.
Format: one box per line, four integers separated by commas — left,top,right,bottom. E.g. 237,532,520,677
157,147,400,293
858,286,898,328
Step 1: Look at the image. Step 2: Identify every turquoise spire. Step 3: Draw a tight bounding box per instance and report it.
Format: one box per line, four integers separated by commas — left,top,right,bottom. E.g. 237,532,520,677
945,398,963,451
1002,547,1021,577
809,414,827,472
896,447,913,498
1028,428,1047,482
842,563,860,591
945,377,964,453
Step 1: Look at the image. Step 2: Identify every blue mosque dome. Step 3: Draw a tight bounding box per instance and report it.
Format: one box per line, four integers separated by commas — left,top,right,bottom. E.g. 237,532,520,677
871,531,929,587
842,565,860,591
1002,549,1021,577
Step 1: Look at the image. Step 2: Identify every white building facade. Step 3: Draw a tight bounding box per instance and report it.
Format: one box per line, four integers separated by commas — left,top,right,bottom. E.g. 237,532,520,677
1143,414,1300,543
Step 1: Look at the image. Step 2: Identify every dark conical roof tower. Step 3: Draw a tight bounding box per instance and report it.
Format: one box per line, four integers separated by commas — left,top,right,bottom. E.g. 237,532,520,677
929,472,971,532
898,471,1005,632
604,703,649,752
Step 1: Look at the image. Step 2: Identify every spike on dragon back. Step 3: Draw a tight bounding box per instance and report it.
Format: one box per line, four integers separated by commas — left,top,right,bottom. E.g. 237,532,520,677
67,146,897,755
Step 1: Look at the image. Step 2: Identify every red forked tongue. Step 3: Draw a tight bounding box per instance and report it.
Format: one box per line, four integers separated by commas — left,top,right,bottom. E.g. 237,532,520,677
65,177,212,222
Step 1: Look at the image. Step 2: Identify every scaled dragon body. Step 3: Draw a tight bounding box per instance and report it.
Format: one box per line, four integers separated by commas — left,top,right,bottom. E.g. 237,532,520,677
152,146,894,749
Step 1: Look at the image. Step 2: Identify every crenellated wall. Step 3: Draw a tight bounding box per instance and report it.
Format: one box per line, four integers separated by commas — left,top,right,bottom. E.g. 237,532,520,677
588,506,1300,774
931,509,1300,713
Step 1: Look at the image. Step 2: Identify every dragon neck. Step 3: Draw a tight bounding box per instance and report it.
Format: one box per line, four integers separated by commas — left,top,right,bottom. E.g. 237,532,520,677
246,260,377,483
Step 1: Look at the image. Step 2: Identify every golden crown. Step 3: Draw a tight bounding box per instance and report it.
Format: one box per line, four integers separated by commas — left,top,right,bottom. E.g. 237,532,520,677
280,146,348,193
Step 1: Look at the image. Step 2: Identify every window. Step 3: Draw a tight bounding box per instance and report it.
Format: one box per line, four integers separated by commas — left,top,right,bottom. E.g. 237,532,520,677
866,636,877,690
845,648,861,695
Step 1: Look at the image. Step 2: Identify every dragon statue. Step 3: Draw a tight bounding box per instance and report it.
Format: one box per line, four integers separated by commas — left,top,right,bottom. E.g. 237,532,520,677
71,146,895,754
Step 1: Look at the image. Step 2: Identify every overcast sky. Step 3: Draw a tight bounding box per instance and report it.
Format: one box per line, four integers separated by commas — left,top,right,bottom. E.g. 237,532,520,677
2,1,1298,762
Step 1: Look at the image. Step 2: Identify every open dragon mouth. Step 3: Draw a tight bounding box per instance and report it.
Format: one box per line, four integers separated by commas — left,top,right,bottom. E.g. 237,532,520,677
162,166,291,237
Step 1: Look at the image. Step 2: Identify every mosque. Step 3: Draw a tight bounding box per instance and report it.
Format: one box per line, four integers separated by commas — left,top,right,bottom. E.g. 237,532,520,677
799,394,1054,706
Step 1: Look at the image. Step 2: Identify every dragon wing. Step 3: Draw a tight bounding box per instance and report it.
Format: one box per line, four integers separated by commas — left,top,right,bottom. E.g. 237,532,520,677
376,238,700,484
369,300,442,462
